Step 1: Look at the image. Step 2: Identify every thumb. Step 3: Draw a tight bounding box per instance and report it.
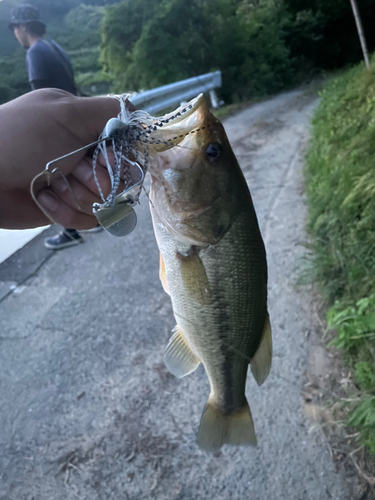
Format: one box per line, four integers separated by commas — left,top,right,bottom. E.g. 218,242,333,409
75,95,121,139
37,94,123,178
72,95,136,142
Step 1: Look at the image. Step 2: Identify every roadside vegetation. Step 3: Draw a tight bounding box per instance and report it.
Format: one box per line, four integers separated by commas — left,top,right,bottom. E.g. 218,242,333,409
305,59,375,455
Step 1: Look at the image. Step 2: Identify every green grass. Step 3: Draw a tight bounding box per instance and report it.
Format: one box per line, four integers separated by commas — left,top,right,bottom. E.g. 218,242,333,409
305,57,375,454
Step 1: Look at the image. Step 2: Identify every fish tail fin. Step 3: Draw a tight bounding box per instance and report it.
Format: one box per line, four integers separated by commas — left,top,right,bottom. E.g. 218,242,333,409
196,397,257,452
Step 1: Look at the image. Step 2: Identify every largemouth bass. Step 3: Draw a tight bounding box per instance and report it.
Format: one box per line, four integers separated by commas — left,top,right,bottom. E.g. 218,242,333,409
147,94,272,452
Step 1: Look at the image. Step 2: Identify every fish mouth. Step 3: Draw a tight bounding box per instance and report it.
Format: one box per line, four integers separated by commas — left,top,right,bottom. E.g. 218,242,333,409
146,94,207,152
158,93,205,128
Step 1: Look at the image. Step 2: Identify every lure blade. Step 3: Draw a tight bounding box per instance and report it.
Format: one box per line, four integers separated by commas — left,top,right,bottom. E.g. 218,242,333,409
93,200,137,237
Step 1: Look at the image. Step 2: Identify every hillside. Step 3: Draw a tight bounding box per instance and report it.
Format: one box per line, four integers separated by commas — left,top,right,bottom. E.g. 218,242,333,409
305,58,375,455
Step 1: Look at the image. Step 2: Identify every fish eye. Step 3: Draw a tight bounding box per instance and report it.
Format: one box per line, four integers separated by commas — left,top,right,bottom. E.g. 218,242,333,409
204,143,223,163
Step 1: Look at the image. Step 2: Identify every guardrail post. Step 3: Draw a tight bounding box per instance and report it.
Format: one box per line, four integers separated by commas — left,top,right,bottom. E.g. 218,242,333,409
209,90,219,109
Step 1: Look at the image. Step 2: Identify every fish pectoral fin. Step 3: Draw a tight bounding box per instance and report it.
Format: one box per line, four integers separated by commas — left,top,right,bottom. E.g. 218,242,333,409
159,253,169,295
178,248,211,305
164,325,201,378
250,312,272,386
197,397,257,452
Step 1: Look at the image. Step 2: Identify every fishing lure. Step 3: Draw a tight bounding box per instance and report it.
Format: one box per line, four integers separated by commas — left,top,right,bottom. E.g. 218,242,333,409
30,93,203,237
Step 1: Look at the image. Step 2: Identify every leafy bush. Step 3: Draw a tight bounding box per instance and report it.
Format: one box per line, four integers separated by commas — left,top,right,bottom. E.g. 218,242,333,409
348,397,375,454
52,4,105,51
69,48,102,74
0,53,29,103
0,82,13,103
355,362,375,392
327,295,375,354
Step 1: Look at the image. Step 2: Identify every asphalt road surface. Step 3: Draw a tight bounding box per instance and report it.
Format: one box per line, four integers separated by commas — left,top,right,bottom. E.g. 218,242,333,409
0,88,351,500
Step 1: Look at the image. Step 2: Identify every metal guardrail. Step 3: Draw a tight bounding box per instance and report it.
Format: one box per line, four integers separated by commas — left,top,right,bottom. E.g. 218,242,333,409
130,71,222,114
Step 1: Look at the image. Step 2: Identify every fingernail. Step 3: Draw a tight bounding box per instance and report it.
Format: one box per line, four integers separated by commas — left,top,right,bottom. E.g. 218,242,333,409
51,177,68,193
37,192,59,212
74,163,92,182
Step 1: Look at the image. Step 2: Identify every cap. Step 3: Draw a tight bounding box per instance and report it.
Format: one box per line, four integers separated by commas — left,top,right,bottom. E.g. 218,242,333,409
8,4,46,30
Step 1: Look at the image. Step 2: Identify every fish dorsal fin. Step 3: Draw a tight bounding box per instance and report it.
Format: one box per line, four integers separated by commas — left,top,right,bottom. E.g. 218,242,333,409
159,253,169,295
164,326,201,378
250,312,272,386
177,248,211,305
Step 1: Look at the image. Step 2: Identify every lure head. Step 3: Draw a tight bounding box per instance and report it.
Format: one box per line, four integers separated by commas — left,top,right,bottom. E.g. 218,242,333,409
105,118,128,140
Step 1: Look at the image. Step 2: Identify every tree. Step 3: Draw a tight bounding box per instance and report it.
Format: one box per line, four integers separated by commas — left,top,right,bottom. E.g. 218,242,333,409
100,0,292,101
282,0,375,69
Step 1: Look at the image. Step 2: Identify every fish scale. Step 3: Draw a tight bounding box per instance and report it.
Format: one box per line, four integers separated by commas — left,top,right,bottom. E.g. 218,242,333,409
155,207,267,408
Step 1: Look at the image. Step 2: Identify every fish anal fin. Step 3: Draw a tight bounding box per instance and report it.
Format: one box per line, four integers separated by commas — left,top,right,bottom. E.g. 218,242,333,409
177,248,211,305
159,253,169,295
164,325,200,378
250,312,272,386
197,397,257,452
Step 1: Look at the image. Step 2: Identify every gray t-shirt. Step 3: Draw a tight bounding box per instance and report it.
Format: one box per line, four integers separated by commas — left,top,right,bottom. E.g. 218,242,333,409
26,39,77,95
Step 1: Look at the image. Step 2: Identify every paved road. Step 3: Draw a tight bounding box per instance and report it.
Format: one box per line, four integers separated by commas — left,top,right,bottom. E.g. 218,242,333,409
0,227,48,266
0,89,350,499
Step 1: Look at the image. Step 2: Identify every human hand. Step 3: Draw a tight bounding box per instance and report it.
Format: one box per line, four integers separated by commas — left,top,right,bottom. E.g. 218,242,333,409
0,89,134,230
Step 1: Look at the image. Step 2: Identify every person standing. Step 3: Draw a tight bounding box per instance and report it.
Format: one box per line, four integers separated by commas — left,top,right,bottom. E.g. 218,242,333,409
9,3,102,250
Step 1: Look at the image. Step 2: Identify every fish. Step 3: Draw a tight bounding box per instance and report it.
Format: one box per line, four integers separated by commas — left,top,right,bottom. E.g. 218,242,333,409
147,94,272,452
